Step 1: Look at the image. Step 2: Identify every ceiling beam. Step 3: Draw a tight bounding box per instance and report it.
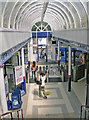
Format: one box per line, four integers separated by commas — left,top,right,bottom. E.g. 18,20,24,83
41,1,49,22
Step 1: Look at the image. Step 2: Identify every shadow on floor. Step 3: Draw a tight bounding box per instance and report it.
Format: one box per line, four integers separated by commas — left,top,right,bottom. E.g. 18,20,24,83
33,89,39,96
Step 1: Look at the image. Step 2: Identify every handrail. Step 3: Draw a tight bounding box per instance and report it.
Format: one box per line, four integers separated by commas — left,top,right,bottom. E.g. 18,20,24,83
80,105,89,120
12,109,23,120
81,105,89,108
0,112,13,120
0,109,23,120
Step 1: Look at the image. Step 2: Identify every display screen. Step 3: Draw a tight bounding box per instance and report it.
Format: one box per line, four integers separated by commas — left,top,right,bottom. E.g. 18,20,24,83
52,41,56,44
38,38,47,45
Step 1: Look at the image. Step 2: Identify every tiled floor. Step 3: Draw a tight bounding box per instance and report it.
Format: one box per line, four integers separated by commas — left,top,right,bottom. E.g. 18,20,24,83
22,80,86,118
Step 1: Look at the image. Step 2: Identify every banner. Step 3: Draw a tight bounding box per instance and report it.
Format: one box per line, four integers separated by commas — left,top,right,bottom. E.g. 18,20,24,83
15,66,23,85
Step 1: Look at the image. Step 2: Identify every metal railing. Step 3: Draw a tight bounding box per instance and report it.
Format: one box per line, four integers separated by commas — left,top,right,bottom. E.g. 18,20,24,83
80,105,89,120
0,109,23,120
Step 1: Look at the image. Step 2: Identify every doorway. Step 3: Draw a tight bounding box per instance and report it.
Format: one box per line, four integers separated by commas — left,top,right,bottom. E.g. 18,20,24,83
37,38,47,62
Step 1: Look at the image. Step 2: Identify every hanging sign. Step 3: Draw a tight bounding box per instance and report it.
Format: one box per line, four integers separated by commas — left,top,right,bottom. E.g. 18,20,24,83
15,66,23,85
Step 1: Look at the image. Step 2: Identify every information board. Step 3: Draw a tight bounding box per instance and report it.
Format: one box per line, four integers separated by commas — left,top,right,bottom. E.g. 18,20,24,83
15,66,23,85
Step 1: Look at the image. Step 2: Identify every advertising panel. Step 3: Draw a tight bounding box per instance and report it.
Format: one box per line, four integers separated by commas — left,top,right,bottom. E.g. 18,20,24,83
15,66,23,85
4,75,9,96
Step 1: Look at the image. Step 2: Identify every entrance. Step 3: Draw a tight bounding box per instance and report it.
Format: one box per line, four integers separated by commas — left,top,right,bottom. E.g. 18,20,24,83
37,38,47,62
32,32,52,63
32,21,52,63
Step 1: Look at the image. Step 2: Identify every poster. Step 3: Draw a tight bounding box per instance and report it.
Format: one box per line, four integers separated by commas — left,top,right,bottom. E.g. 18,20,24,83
4,75,9,96
15,66,23,85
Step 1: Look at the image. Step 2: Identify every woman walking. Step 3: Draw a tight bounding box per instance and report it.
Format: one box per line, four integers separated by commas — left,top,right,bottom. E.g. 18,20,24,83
31,61,37,79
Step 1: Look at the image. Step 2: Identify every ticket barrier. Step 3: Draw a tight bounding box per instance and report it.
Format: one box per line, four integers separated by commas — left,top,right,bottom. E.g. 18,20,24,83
73,64,85,82
37,65,48,74
11,88,22,110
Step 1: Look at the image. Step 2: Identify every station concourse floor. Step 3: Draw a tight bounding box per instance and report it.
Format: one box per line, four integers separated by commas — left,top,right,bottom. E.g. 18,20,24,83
21,79,86,118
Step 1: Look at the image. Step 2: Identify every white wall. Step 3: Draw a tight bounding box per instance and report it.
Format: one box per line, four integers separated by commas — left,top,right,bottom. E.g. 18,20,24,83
0,29,31,54
53,28,89,45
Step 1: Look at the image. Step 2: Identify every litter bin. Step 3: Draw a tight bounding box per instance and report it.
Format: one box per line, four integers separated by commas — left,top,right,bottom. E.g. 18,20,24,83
11,88,22,109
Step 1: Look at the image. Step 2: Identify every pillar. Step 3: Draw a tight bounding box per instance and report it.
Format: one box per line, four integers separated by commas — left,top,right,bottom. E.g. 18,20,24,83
36,31,39,62
87,2,89,46
28,42,30,83
68,45,71,92
51,45,55,61
17,52,19,66
30,37,33,62
85,53,89,105
58,41,60,59
74,50,76,66
21,47,26,93
86,69,89,105
46,31,48,62
58,41,60,65
19,50,21,65
0,65,8,113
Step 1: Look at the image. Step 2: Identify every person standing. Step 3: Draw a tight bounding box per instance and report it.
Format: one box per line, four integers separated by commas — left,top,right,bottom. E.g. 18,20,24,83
31,61,37,79
82,55,85,64
38,71,47,99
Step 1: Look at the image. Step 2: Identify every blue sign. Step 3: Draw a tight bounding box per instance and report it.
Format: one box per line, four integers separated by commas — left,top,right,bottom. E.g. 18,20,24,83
32,32,52,38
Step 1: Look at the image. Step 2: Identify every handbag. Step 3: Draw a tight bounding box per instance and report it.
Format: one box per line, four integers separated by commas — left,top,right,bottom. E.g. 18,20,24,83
45,78,47,83
35,77,42,85
36,80,42,85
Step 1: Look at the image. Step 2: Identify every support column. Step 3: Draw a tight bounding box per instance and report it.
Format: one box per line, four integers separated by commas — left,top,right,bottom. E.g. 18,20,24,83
21,47,26,94
68,45,71,92
87,2,89,46
17,53,19,66
58,41,60,65
51,45,55,61
36,31,39,62
74,50,76,66
86,69,89,105
46,31,48,62
46,34,48,62
28,42,30,83
30,37,33,62
85,53,89,105
0,65,8,113
58,41,60,59
19,50,21,65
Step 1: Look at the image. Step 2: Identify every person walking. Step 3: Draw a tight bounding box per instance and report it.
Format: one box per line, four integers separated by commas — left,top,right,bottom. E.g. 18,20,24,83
31,61,37,79
37,71,47,99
